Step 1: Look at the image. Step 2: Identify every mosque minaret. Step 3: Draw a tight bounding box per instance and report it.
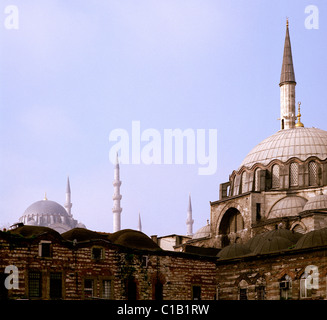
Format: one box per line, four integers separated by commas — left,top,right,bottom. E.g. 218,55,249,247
112,153,122,232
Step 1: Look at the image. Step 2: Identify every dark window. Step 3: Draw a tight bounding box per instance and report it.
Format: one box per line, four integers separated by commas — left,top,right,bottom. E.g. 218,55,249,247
40,242,51,257
256,203,261,221
154,282,163,300
92,247,103,260
192,286,201,300
0,273,8,300
127,279,137,300
84,279,94,299
28,272,42,298
50,273,62,299
239,288,247,300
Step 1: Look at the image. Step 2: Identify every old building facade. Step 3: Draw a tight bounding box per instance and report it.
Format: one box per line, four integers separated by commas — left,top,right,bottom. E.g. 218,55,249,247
1,225,327,300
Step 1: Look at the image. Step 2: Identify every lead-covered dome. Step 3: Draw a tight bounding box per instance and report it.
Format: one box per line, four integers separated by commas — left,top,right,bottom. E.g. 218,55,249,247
19,198,85,234
23,200,68,217
240,127,327,169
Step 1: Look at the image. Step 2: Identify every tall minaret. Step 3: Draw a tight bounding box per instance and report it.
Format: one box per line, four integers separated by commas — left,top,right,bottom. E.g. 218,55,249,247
112,153,122,232
186,193,194,236
65,177,72,217
279,18,296,130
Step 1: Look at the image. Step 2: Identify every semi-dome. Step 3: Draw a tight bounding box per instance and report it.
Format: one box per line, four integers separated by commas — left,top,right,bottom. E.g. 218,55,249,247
240,127,327,169
268,196,307,218
303,193,327,212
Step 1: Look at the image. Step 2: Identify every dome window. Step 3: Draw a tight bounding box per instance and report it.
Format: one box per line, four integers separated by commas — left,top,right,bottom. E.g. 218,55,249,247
272,165,280,189
254,168,260,191
290,162,299,187
309,161,318,186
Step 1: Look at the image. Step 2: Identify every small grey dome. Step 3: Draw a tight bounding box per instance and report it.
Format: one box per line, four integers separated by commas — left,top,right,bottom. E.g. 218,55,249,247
217,243,251,259
192,223,211,240
303,194,327,211
240,127,327,169
254,236,293,255
262,228,302,243
269,196,307,218
295,228,327,249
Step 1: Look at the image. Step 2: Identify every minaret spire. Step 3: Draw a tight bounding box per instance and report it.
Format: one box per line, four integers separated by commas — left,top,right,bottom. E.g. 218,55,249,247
64,176,72,217
112,152,122,232
279,18,296,130
137,212,142,232
186,193,194,236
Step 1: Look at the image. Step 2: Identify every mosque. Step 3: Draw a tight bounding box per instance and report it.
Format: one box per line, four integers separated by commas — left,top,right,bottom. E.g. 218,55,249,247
2,20,327,301
14,20,327,249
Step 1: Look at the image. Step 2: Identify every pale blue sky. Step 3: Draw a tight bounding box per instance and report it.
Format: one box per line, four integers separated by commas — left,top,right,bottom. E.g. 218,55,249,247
1,0,326,236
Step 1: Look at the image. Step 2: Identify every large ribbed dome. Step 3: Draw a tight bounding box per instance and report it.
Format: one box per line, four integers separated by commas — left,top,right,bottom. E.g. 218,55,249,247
23,200,68,217
240,127,327,169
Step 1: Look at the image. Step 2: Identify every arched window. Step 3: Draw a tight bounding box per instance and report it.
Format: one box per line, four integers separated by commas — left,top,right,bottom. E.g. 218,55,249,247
280,274,292,300
254,168,260,191
255,277,266,300
272,165,280,188
300,273,312,299
238,280,248,300
309,161,318,186
290,162,299,187
219,208,244,236
241,172,247,193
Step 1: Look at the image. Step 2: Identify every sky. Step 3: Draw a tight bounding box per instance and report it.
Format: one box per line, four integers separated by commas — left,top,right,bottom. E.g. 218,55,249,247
0,0,326,237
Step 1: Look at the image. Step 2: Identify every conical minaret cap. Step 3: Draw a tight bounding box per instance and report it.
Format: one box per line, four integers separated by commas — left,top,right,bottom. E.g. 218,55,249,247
280,19,296,86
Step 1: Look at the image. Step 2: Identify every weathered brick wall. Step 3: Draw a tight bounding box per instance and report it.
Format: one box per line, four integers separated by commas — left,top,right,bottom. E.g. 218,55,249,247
216,248,327,300
1,232,326,300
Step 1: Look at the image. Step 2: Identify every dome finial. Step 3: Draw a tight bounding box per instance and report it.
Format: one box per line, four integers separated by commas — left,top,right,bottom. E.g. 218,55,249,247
295,101,304,127
44,192,48,200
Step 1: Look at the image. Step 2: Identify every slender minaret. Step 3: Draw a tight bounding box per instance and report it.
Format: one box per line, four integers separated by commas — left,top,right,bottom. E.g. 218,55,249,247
112,153,122,232
137,212,142,232
279,18,296,130
186,193,194,236
64,177,72,217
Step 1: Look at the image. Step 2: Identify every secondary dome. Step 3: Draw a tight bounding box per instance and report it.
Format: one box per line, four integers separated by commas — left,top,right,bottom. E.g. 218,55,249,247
192,223,211,240
108,229,162,251
295,228,327,249
217,243,251,259
303,193,327,211
240,127,327,169
23,199,68,218
268,196,307,219
19,198,85,234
